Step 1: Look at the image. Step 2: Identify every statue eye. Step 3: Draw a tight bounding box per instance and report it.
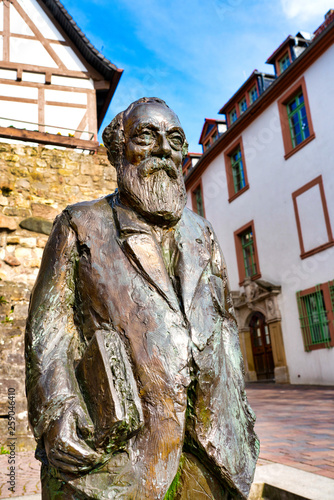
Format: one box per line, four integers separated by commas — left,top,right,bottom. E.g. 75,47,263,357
168,133,183,150
133,130,154,145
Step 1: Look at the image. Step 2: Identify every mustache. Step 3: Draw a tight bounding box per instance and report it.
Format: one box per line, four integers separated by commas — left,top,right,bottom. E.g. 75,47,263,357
138,157,179,180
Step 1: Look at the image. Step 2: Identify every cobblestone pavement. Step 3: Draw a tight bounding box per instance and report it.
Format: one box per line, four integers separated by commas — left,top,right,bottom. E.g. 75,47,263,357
0,384,333,497
246,383,334,480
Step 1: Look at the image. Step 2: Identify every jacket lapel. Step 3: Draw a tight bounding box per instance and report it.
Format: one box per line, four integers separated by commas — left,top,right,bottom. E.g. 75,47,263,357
174,210,211,316
113,199,180,312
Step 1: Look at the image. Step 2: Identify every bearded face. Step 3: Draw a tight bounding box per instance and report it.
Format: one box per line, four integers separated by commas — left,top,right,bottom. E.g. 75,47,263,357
117,102,187,226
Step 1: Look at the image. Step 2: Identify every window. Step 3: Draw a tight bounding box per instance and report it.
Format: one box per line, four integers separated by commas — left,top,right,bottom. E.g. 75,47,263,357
204,140,210,151
249,85,258,104
191,181,205,217
239,97,247,114
224,137,249,202
234,221,261,284
297,281,334,351
229,108,237,124
292,176,334,259
279,52,290,73
278,76,315,159
287,92,310,147
230,147,245,193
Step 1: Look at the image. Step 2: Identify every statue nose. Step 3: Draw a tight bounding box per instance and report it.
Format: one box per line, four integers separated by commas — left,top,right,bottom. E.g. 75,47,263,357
155,134,172,158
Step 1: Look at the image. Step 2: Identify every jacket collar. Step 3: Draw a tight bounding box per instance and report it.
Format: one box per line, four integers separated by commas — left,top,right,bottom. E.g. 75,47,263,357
112,193,210,316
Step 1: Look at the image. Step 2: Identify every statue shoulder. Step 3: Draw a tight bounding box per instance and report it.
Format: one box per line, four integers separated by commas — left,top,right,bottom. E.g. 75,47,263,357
182,207,214,235
63,193,116,229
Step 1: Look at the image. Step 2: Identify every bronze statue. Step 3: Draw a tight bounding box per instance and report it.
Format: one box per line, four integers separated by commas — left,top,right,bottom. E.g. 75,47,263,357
25,98,259,499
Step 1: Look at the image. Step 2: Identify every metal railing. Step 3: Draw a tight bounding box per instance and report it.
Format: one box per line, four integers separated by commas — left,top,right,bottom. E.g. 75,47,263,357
0,116,95,141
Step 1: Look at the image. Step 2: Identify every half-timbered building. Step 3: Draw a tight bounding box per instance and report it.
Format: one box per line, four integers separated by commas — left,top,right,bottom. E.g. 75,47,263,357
0,0,122,150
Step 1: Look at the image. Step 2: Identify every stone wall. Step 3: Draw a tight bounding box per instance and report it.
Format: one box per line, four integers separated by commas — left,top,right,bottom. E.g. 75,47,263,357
0,142,117,450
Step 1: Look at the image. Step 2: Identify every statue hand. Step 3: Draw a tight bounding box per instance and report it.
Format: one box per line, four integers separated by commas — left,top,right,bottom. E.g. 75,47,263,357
44,402,101,474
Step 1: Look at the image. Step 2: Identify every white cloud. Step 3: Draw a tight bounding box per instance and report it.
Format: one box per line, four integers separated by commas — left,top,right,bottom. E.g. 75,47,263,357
281,0,333,22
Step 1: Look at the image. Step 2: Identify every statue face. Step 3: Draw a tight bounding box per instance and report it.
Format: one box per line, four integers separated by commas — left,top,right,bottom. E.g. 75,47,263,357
118,102,187,226
123,102,185,174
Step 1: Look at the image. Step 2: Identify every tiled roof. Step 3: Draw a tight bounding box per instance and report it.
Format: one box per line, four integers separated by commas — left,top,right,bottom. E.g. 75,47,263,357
41,0,120,80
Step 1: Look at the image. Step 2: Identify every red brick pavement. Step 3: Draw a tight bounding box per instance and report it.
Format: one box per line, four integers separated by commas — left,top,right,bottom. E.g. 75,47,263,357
0,451,40,498
246,383,334,480
0,384,333,497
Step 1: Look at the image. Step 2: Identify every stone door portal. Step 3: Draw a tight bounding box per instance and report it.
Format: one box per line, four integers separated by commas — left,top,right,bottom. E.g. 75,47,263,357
249,312,274,380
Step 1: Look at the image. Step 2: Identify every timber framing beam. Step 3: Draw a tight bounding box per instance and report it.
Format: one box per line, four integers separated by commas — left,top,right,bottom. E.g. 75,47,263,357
0,126,99,151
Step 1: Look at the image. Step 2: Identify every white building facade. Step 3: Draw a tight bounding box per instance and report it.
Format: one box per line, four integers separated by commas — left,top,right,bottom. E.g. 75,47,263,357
185,13,334,385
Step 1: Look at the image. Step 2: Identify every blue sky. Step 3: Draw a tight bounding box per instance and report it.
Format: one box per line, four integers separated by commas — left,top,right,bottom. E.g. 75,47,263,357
61,0,333,152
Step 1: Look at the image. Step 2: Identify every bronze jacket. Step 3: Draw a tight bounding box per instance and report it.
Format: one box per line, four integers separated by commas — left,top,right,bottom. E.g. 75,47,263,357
25,192,259,499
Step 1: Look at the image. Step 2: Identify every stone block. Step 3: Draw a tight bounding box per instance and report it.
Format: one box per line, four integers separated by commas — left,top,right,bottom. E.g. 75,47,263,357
5,244,16,254
31,203,59,220
0,233,7,246
81,163,103,176
3,207,31,218
19,237,37,248
4,255,21,267
0,195,8,206
7,236,20,245
34,247,44,259
37,236,48,248
15,178,30,190
19,217,53,235
0,248,5,260
29,258,41,268
15,247,32,259
36,159,47,168
14,197,31,209
0,213,17,231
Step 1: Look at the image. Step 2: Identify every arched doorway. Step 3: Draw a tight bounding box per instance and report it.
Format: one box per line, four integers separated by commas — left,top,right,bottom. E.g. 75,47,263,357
249,312,274,380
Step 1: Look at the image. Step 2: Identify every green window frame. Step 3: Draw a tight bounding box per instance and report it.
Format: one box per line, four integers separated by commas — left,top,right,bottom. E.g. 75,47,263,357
287,92,310,148
230,147,246,193
239,97,247,114
249,85,258,104
230,108,237,124
240,229,257,278
297,285,332,351
279,53,290,73
329,280,334,312
192,185,204,217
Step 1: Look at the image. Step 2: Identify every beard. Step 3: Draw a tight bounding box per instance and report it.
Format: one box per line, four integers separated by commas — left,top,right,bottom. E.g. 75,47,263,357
118,157,187,226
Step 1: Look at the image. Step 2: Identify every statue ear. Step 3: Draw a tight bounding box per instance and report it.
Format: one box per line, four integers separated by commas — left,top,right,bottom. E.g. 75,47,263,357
102,112,125,169
182,140,189,160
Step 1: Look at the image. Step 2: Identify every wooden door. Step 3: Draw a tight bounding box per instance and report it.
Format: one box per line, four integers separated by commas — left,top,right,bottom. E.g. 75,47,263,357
250,312,274,380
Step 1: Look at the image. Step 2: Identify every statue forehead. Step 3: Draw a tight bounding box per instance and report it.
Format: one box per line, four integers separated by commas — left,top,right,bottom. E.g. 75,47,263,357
124,103,183,132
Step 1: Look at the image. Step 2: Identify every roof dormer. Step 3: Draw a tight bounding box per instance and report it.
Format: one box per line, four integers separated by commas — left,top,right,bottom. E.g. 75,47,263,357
266,33,312,77
219,71,275,127
199,118,226,152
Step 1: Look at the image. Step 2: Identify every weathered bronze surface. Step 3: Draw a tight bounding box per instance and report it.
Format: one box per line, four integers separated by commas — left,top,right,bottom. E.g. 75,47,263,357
25,98,259,499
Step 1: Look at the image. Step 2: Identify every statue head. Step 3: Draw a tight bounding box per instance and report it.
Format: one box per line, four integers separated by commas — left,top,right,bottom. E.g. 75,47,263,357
103,98,188,226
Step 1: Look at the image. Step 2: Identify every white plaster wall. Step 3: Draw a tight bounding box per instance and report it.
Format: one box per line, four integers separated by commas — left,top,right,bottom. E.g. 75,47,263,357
188,44,334,385
51,75,94,90
0,101,38,129
10,37,57,67
44,105,86,135
50,44,88,72
17,0,64,40
45,89,87,105
10,4,33,35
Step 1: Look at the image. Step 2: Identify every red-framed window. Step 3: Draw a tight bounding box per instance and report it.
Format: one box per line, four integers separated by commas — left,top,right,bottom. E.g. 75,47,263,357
297,281,334,351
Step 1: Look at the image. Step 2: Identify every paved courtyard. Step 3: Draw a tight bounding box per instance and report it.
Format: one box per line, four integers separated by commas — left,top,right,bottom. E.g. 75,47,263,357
246,383,334,480
0,383,333,498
